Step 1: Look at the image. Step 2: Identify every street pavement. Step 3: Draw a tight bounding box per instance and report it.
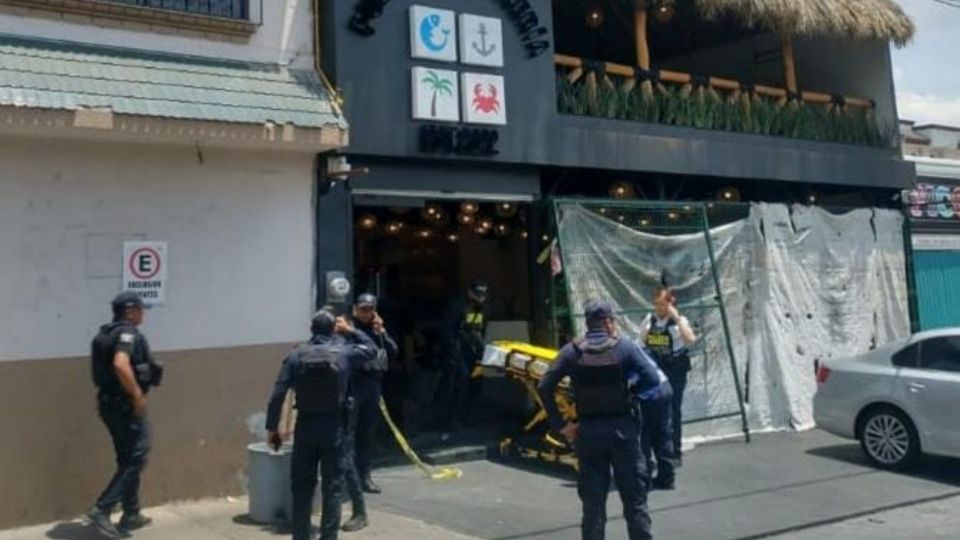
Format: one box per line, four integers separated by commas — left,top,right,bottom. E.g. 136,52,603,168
2,429,959,540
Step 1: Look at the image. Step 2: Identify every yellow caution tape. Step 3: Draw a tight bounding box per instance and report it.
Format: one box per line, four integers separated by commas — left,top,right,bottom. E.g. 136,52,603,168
378,398,463,481
492,341,560,361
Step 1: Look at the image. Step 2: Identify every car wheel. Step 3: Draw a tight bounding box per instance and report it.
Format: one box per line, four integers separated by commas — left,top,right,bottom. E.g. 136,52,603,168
858,407,919,469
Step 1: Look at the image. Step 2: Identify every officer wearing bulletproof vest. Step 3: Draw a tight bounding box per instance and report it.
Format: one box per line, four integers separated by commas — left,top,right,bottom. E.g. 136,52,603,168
264,309,377,540
640,288,697,468
538,300,662,540
437,279,488,438
340,293,398,532
86,292,164,539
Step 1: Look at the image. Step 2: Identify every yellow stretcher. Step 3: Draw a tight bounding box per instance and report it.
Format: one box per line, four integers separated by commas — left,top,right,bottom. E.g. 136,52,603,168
472,341,579,471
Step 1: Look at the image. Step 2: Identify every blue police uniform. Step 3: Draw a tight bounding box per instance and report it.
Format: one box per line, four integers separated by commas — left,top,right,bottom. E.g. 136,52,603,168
88,293,163,536
265,326,376,540
630,360,676,489
538,302,661,540
342,315,397,516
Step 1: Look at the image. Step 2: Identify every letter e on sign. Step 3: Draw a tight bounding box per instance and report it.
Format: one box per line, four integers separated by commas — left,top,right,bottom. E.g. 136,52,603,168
122,241,168,306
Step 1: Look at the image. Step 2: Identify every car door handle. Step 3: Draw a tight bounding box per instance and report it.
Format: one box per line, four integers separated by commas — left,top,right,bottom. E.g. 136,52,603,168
908,382,926,392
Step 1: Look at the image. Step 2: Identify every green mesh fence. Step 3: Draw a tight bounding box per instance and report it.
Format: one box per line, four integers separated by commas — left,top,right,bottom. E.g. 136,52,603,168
551,199,750,439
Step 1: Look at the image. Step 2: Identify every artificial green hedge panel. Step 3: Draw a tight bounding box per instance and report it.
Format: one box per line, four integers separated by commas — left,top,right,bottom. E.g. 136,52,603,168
556,70,889,147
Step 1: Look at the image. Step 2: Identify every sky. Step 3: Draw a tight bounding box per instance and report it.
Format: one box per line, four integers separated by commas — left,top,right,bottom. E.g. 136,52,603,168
891,0,960,126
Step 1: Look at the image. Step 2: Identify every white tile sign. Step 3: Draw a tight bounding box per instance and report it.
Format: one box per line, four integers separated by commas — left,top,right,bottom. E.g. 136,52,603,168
410,5,457,62
459,14,504,67
412,67,460,122
123,241,167,305
461,73,507,125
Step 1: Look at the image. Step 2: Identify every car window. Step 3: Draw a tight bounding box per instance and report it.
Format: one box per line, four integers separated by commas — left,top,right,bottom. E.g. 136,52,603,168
892,343,920,368
918,337,960,373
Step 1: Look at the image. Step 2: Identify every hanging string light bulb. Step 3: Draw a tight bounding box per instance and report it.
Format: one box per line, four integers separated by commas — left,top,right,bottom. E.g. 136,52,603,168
460,201,479,215
494,222,511,237
457,212,475,226
495,202,518,218
385,221,405,235
609,181,635,199
654,0,676,23
357,213,378,231
585,4,604,28
446,232,460,243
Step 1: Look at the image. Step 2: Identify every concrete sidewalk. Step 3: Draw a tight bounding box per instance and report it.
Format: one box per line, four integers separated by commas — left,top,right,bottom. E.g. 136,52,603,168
0,498,479,540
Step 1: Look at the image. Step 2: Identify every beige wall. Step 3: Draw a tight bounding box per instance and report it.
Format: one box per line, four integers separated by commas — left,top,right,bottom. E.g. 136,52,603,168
0,343,292,528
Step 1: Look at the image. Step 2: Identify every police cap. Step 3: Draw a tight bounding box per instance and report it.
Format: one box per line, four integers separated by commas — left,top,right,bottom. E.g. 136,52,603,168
111,292,145,315
355,293,377,309
584,300,614,326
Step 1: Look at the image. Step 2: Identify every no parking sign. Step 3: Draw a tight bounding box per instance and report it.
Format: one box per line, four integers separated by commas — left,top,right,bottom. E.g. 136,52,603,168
123,241,167,305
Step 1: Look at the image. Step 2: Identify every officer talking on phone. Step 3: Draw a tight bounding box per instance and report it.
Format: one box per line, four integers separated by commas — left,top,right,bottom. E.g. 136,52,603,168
264,309,377,540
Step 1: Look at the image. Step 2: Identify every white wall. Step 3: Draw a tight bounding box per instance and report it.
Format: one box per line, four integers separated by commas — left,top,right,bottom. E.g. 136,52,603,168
0,137,316,361
0,0,315,68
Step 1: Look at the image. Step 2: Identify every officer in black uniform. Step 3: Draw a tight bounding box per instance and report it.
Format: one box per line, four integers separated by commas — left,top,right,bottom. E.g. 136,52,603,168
264,309,377,540
437,280,488,438
340,293,398,532
538,300,661,540
86,292,164,539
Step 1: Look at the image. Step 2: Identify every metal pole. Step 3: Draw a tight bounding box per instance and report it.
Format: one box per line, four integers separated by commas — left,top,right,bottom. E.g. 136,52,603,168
701,204,751,443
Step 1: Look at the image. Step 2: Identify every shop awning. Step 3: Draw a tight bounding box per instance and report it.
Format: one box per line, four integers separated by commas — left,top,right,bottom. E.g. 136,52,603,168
0,34,347,149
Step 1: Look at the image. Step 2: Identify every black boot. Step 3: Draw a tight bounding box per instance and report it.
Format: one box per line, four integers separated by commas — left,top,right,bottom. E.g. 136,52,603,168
361,476,381,494
341,513,369,532
118,512,153,533
85,507,126,539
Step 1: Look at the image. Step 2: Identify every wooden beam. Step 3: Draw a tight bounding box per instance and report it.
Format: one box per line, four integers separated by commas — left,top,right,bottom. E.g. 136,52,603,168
781,33,798,94
635,3,651,70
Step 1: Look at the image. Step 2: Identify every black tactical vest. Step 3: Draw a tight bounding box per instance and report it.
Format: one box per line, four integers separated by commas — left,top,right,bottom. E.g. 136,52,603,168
91,322,159,395
574,337,631,418
294,344,347,413
355,325,389,373
645,316,690,372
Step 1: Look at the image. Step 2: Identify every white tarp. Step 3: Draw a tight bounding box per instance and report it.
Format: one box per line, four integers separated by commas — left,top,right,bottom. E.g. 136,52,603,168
556,202,910,437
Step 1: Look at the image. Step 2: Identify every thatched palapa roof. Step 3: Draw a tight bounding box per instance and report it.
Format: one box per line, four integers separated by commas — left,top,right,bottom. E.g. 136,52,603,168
695,0,915,46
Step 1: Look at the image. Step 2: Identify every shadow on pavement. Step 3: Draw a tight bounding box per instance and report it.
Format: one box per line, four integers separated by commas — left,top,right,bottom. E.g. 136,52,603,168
45,521,99,540
231,514,289,536
806,443,960,487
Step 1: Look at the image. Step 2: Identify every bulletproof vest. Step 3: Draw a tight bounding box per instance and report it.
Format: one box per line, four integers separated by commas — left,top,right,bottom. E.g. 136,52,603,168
574,337,631,418
363,347,389,373
294,344,346,413
356,325,388,373
645,316,690,370
464,310,484,332
91,322,156,394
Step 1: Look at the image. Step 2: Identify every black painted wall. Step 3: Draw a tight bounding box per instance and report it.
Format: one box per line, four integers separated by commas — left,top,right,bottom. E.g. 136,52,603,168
323,0,913,189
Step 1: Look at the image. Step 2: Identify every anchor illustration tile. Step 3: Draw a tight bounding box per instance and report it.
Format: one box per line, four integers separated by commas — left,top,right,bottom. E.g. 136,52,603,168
459,14,504,68
461,73,506,125
410,5,457,62
412,66,460,122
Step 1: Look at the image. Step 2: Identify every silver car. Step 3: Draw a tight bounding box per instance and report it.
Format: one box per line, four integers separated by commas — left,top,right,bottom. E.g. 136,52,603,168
813,328,960,469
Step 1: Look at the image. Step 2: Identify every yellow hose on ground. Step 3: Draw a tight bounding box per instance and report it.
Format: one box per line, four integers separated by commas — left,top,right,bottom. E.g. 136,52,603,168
378,398,463,481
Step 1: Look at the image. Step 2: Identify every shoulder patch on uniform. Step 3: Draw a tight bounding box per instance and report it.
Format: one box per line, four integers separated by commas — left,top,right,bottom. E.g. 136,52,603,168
119,333,135,344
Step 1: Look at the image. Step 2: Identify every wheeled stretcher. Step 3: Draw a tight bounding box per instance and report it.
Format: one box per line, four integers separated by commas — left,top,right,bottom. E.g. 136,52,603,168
472,341,579,471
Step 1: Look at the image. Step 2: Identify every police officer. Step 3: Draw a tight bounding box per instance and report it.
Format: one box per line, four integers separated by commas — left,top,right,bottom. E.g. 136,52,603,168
538,300,661,540
437,279,488,439
640,288,697,466
340,293,398,532
632,360,677,490
86,292,163,539
264,309,377,540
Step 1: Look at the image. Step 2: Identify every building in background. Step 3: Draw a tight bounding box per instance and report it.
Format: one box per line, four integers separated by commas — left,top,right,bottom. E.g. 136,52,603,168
0,0,345,528
902,120,960,330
